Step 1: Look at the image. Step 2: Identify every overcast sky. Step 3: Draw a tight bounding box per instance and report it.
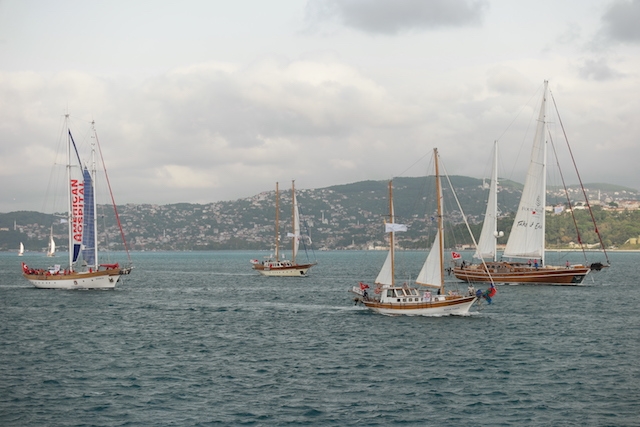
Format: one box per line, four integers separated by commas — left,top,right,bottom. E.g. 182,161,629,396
1,0,639,212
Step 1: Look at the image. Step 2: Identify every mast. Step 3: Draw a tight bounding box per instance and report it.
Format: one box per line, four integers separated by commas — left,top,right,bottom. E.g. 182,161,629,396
540,81,548,263
434,148,445,294
291,180,296,264
90,121,98,267
65,115,74,271
274,182,280,261
388,180,395,287
490,141,500,261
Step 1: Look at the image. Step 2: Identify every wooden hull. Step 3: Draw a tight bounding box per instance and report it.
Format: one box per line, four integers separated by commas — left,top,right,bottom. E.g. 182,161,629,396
252,262,316,277
23,268,130,289
453,262,590,285
361,295,477,316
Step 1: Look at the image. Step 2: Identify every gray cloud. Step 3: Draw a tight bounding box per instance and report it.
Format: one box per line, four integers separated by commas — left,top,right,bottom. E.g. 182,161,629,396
601,0,640,43
578,58,624,81
305,0,488,34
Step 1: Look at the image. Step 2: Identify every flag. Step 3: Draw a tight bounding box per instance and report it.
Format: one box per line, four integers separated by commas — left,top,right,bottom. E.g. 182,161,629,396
359,282,370,290
385,223,407,233
451,251,462,259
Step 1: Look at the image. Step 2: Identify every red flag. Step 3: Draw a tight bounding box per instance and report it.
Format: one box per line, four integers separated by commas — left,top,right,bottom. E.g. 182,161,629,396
359,282,370,290
451,251,461,259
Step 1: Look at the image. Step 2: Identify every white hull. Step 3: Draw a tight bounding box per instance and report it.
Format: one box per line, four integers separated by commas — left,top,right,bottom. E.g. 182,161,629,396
254,265,314,277
363,296,477,316
27,275,119,289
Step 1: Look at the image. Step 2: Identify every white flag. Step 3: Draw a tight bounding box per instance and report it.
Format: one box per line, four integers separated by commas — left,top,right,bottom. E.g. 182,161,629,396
385,223,407,233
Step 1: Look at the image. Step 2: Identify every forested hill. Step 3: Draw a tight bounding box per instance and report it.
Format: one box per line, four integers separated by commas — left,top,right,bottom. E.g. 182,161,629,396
2,177,639,252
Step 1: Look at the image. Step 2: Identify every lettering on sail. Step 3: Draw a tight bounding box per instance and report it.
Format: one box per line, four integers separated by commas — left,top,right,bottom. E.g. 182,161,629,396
515,205,542,230
70,179,84,243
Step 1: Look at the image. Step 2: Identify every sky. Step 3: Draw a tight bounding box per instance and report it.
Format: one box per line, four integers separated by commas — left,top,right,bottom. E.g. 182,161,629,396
1,0,639,212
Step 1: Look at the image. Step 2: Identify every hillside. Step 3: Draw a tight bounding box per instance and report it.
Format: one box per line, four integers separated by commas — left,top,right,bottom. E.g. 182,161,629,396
2,177,639,252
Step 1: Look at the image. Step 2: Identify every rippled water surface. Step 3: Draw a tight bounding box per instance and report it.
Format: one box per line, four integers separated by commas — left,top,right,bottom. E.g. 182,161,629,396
1,250,639,426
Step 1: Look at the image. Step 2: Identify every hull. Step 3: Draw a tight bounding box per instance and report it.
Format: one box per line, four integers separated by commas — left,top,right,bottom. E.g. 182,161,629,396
361,295,477,316
23,268,126,289
453,262,590,285
252,262,316,277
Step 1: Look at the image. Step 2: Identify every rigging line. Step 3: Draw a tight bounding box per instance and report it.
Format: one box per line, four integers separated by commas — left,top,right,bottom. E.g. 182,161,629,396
439,153,496,287
547,130,589,264
549,90,610,265
395,150,432,178
495,84,544,143
92,123,133,265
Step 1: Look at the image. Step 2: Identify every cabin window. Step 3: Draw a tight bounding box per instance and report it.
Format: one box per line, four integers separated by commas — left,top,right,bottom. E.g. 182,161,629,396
396,289,405,296
386,290,394,297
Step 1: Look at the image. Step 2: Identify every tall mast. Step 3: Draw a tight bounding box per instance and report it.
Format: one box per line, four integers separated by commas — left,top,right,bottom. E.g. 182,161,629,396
65,114,74,271
291,180,296,264
90,121,98,267
389,180,395,287
541,80,548,263
434,148,445,294
274,182,280,261
491,141,499,261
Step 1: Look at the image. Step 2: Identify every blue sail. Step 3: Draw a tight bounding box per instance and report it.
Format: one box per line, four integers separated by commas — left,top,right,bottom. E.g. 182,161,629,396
81,168,95,266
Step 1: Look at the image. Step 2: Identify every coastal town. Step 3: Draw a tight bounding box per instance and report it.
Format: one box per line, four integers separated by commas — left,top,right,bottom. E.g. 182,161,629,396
3,178,640,253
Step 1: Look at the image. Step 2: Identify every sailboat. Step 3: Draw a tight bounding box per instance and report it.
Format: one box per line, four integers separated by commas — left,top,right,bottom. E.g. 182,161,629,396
250,181,317,276
18,242,24,256
46,226,56,257
351,149,482,316
454,81,609,285
21,116,132,289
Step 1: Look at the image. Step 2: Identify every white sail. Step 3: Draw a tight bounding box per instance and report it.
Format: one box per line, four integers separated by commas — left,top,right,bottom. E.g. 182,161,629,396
503,81,548,260
475,141,500,260
47,227,56,257
375,183,398,287
18,242,24,256
415,230,443,288
375,250,393,286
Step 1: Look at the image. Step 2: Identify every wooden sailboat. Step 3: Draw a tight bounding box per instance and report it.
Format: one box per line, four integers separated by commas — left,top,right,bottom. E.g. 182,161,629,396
454,81,609,285
21,116,132,289
251,181,316,276
46,226,56,257
351,149,481,316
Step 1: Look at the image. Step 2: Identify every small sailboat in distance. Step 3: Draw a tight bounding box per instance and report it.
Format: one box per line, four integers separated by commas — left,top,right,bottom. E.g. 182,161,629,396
18,242,24,256
251,180,317,276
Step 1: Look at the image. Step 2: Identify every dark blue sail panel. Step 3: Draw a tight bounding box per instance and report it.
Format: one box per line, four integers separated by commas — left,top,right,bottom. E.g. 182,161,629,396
81,168,95,266
73,243,82,263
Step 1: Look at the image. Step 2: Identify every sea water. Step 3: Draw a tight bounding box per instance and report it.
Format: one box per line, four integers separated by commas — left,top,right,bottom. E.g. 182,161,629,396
1,250,639,426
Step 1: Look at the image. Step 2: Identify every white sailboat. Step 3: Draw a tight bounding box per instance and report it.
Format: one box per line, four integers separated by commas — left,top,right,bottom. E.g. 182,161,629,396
251,180,316,276
46,226,56,257
351,148,485,316
18,242,24,256
454,81,609,285
21,116,132,289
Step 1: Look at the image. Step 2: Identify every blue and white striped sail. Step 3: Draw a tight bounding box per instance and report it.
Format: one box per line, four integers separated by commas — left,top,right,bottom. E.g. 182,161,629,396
81,167,96,267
